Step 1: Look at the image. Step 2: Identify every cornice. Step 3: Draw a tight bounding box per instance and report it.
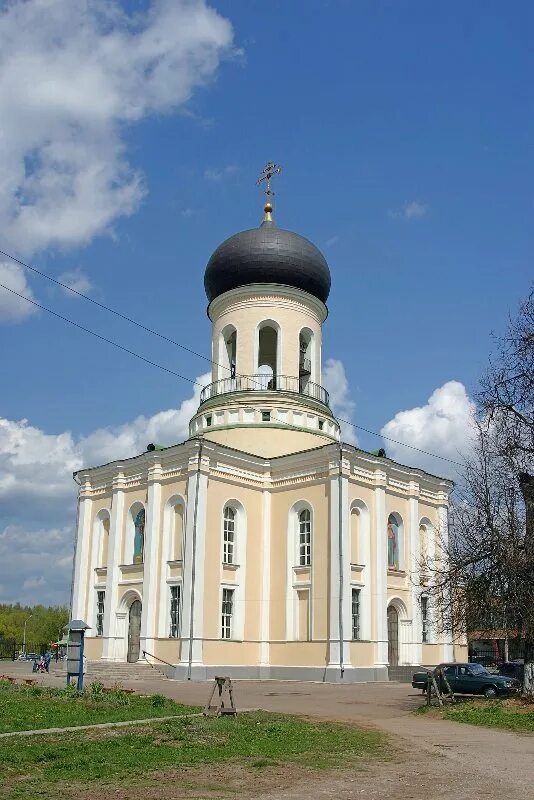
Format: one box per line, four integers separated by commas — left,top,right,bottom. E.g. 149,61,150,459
208,283,327,324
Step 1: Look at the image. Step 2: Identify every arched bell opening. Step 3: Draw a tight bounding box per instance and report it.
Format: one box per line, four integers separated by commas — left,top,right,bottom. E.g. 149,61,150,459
257,322,279,390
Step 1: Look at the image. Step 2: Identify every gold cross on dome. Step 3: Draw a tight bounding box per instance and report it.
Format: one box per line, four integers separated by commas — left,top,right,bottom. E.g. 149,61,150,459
257,161,282,198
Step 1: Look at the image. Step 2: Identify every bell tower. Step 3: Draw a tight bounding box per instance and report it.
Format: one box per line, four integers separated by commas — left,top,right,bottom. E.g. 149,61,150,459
189,165,340,457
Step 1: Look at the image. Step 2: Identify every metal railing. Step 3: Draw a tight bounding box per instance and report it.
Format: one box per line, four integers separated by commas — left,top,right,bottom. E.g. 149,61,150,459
199,374,330,407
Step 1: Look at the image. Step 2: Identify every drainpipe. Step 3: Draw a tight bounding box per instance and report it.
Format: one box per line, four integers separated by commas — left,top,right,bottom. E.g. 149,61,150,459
338,443,344,679
187,439,204,680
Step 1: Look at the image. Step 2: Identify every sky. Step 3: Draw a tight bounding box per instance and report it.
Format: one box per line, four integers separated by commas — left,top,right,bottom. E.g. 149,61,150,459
0,0,531,607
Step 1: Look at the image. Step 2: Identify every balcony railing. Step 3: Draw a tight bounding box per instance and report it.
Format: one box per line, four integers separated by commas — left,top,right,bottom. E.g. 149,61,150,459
199,374,330,407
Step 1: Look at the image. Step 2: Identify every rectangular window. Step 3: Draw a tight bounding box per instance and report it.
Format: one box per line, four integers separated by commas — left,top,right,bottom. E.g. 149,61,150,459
206,415,212,427
223,507,235,564
421,596,429,643
318,419,324,430
96,590,105,637
299,509,311,566
261,410,271,421
351,588,361,640
221,588,234,639
169,585,181,638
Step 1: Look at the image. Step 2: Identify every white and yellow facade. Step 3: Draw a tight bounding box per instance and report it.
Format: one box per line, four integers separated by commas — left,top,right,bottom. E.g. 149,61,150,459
71,201,461,680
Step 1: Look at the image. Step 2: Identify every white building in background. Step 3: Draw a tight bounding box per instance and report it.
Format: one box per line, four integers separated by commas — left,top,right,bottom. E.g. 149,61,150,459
71,184,462,680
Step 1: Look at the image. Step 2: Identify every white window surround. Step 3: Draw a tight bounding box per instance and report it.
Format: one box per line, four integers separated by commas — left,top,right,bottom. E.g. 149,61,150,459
286,500,314,641
124,502,145,565
87,509,111,625
254,318,282,378
157,495,186,638
218,499,246,640
387,511,405,571
349,500,371,641
223,505,236,564
169,583,182,639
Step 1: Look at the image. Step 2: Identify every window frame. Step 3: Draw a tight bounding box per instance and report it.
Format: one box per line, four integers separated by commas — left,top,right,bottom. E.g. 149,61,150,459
221,587,235,639
298,508,312,566
351,587,361,640
421,595,429,643
169,584,181,639
223,506,236,565
96,590,105,637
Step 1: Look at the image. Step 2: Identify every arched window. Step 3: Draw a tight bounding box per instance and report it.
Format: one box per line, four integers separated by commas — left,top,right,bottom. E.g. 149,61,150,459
133,508,145,564
299,328,313,392
220,325,237,380
298,508,312,566
223,506,236,564
350,507,360,564
387,514,400,570
99,515,110,567
173,503,184,561
257,322,279,388
419,523,428,563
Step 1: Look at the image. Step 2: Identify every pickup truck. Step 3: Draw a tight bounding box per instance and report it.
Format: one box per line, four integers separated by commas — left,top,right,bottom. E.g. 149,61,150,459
412,662,520,698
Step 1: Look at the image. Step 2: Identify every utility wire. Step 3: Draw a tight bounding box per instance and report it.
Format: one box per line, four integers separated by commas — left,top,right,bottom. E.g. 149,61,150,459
0,248,218,370
0,279,463,468
0,282,202,388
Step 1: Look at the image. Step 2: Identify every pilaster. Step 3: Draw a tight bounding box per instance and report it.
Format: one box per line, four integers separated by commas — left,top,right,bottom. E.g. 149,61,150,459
102,472,125,661
438,502,454,661
260,484,271,665
140,460,163,656
327,454,351,673
181,448,209,671
374,470,388,665
409,482,422,665
71,478,93,621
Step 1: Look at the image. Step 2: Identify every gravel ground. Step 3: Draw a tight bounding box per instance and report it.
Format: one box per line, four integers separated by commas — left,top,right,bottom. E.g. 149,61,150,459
3,661,533,799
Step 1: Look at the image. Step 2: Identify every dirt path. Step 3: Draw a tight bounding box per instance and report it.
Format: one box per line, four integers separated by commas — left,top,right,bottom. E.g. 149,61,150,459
3,663,534,798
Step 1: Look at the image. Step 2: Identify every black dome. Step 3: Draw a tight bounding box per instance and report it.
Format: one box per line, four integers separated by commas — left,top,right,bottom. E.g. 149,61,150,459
204,219,331,304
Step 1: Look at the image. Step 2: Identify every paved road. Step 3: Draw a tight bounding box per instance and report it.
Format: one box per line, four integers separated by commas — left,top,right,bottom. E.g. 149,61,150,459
3,661,534,798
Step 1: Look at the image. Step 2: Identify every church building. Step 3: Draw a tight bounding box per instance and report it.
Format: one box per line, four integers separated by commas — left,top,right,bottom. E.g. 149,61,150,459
71,170,460,681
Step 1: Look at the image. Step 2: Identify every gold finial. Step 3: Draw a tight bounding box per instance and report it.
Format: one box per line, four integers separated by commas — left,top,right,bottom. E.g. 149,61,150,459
257,161,282,221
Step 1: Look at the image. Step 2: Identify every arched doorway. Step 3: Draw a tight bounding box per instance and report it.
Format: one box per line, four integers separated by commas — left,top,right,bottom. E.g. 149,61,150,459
387,605,399,666
127,600,142,663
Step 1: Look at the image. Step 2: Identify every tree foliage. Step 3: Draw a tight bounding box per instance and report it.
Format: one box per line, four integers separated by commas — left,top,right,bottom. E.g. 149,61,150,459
425,289,534,695
0,603,69,648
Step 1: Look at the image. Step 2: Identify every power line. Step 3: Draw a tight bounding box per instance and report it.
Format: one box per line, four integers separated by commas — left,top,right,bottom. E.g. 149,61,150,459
0,247,219,370
0,282,201,388
0,280,463,468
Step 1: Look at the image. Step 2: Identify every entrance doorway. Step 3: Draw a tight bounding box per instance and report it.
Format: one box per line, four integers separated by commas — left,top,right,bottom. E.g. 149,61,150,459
387,605,399,666
127,600,142,663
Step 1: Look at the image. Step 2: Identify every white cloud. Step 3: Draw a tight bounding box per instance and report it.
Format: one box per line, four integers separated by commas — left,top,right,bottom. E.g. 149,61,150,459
204,165,239,181
57,269,92,297
0,0,235,257
0,372,210,605
0,261,37,322
325,235,339,247
322,358,358,445
389,200,428,221
380,380,476,478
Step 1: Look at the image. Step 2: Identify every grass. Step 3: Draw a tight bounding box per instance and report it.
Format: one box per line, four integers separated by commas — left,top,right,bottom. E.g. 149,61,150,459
0,680,198,733
0,711,388,799
417,697,534,733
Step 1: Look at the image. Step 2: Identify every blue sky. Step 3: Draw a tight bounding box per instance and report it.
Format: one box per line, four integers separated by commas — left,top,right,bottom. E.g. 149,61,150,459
0,0,531,605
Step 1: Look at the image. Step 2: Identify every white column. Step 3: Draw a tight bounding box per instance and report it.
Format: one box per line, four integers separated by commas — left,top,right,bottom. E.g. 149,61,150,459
359,508,372,642
260,485,271,665
438,501,454,661
374,472,388,665
71,478,93,621
181,448,208,671
409,485,422,665
327,457,351,671
328,474,341,667
102,473,125,661
140,460,163,657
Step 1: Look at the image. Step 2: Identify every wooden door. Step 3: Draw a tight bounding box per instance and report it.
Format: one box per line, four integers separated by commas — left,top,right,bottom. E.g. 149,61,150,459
387,605,399,666
127,600,142,663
